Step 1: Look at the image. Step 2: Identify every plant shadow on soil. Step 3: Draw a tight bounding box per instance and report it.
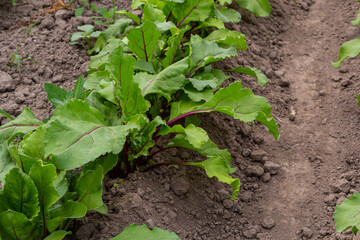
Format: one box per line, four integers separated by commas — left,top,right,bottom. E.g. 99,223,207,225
1,0,360,239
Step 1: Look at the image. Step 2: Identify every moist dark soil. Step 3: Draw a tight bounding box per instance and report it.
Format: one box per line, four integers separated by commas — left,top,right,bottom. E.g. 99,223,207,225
1,0,360,239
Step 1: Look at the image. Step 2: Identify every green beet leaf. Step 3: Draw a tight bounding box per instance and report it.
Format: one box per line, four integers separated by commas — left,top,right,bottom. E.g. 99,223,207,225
218,0,233,4
116,10,141,25
0,210,34,240
173,0,213,27
0,144,16,187
162,27,188,68
127,21,161,62
47,200,87,232
134,57,189,100
8,144,38,173
45,99,137,170
170,82,279,140
194,18,225,31
236,0,271,17
43,230,70,240
106,47,151,117
188,35,237,77
0,108,14,120
0,168,39,220
0,107,43,145
334,192,360,233
19,125,46,161
142,3,166,23
53,171,68,201
75,165,104,211
214,6,241,23
189,68,228,91
82,153,118,175
357,93,360,106
332,37,360,68
352,10,360,26
29,161,59,234
44,83,70,107
228,65,268,86
111,224,180,240
205,29,247,51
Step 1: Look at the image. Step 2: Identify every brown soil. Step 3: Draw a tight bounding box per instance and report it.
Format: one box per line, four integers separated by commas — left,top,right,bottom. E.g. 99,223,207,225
1,0,360,239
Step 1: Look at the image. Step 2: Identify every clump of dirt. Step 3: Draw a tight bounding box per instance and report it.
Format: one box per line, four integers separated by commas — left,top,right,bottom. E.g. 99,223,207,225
1,0,360,239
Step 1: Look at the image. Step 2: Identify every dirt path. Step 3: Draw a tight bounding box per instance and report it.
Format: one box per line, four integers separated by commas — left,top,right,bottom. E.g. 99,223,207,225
247,0,360,239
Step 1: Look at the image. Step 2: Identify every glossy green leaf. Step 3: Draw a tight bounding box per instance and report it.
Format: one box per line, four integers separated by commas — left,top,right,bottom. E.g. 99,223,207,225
135,57,189,100
89,38,127,69
0,168,39,219
228,65,268,86
111,224,180,240
134,59,156,73
8,144,38,174
143,3,166,23
44,230,70,240
188,36,237,77
170,82,279,140
162,27,188,68
116,10,141,25
236,0,271,17
218,0,232,4
0,144,16,186
45,99,137,170
0,109,14,120
75,166,104,210
335,192,360,233
19,125,46,161
53,171,68,201
0,107,43,145
127,21,161,61
183,86,213,102
352,10,360,26
106,47,151,117
29,161,59,226
332,37,360,68
44,83,69,107
214,6,241,23
0,210,34,240
173,0,213,27
72,75,85,99
82,153,118,175
205,29,247,50
189,68,228,91
47,200,87,232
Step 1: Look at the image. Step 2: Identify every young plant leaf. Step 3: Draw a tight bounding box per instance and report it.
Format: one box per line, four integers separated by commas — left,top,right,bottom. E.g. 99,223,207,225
127,21,161,62
19,125,46,161
72,75,85,99
352,10,360,26
173,0,213,27
45,99,137,170
169,82,279,139
0,107,43,145
162,27,188,68
204,29,247,50
111,224,180,240
135,57,189,100
332,37,360,68
44,83,69,107
0,210,34,240
116,10,141,25
75,7,84,17
236,0,271,17
214,6,241,23
44,230,71,240
106,47,151,117
334,192,360,233
0,109,14,120
0,168,39,219
0,144,16,187
228,65,268,86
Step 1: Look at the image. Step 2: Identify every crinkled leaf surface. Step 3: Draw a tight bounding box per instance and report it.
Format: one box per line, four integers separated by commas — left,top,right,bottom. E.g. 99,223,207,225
111,224,180,240
205,29,247,51
53,171,68,201
45,99,136,170
0,144,15,186
194,18,225,30
19,125,46,161
162,27,188,68
8,144,38,174
188,36,237,76
214,6,241,23
236,0,271,17
127,21,161,61
335,192,360,232
332,37,360,68
0,210,34,240
170,82,279,139
135,57,189,100
75,166,104,210
228,65,268,86
82,153,118,175
0,107,42,145
106,47,150,117
173,0,213,27
44,230,71,240
0,168,39,219
44,83,70,107
29,161,59,226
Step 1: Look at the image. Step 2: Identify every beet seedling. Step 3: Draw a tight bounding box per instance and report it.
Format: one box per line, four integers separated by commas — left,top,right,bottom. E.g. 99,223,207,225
70,24,101,51
6,45,40,72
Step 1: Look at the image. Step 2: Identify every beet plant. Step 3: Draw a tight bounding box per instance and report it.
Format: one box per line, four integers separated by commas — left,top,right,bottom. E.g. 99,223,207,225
0,0,279,239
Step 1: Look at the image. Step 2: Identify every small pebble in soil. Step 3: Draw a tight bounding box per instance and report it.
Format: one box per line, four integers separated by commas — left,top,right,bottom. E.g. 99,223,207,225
331,178,351,193
339,68,349,73
170,176,189,196
324,194,337,206
261,217,276,229
218,189,231,201
261,172,271,182
76,223,96,239
250,149,268,163
298,227,313,239
319,90,326,96
331,76,342,82
341,80,351,88
146,219,156,229
0,71,16,93
245,165,264,177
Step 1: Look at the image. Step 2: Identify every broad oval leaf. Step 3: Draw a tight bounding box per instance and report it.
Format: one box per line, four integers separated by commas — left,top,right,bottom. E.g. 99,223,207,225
204,29,247,51
111,224,180,240
0,210,34,240
236,0,271,17
228,65,268,86
332,37,360,68
173,0,213,27
214,6,241,23
0,144,16,187
335,192,360,233
127,21,161,62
